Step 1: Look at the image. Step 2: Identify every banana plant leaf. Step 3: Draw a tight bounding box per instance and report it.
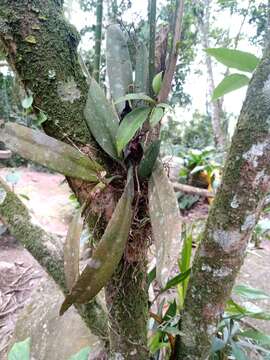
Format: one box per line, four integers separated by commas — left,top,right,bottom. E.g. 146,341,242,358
149,161,182,286
64,207,84,291
60,168,134,315
106,24,133,115
84,78,120,161
1,122,104,182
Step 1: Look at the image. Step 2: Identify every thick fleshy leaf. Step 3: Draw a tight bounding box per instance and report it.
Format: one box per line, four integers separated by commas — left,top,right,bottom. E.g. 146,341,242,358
138,140,160,179
64,208,84,291
114,93,155,105
68,347,91,360
116,107,151,154
135,42,148,94
8,338,31,360
106,24,133,114
60,169,134,315
212,74,250,100
84,78,120,160
1,123,103,182
233,284,270,300
206,48,259,72
149,107,164,127
149,161,182,286
152,72,163,95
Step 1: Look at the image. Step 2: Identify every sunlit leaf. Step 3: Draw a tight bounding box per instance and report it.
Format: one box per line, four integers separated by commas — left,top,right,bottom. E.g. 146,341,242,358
116,107,151,154
1,123,104,182
206,48,259,72
149,161,182,286
233,284,270,300
179,231,193,299
149,107,164,128
64,208,84,291
152,71,163,95
147,267,156,290
106,24,133,114
212,74,250,100
8,338,31,360
60,169,134,314
161,269,191,293
84,78,120,160
68,347,91,360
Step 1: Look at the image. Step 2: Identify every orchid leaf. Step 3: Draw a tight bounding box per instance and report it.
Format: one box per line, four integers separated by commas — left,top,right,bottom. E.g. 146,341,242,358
84,78,120,160
60,169,134,315
1,123,104,182
149,161,182,286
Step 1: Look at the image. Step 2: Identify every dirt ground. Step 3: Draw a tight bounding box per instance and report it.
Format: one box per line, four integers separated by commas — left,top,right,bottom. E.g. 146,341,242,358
0,166,269,358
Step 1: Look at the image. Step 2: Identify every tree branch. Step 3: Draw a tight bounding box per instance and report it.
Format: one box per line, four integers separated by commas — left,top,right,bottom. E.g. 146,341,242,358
0,177,108,340
158,0,185,103
172,182,213,198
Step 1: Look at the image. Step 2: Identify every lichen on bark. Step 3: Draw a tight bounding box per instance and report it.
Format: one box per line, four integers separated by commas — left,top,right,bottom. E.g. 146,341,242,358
177,36,270,359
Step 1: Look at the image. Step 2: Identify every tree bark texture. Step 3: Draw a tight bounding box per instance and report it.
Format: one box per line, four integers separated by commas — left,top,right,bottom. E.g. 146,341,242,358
177,34,270,359
0,0,149,354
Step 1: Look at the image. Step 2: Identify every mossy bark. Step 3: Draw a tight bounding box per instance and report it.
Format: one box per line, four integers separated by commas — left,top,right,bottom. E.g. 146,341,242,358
105,258,149,359
176,36,270,359
0,0,150,354
0,178,108,340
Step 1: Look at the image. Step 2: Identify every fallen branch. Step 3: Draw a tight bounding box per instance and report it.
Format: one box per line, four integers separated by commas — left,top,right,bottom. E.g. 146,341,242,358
0,150,12,160
0,177,108,340
172,181,213,198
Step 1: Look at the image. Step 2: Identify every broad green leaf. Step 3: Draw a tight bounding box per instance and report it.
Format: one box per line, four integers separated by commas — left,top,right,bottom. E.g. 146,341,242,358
226,299,270,320
106,24,133,114
116,107,151,154
135,42,149,94
206,48,259,72
8,338,31,360
138,140,161,179
149,161,182,286
179,231,192,299
68,347,91,360
1,123,104,182
157,103,172,112
147,267,156,290
84,78,120,160
233,284,270,300
239,330,270,346
231,342,248,360
64,208,84,291
114,93,155,105
149,107,164,128
149,331,169,353
35,111,48,126
22,96,33,109
212,74,250,100
60,169,134,314
161,269,191,293
152,72,163,95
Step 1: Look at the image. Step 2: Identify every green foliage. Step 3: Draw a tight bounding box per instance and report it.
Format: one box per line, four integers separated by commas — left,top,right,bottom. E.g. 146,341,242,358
212,74,250,100
206,48,259,73
138,140,160,179
116,107,151,154
1,123,104,183
21,95,33,109
149,107,164,128
8,338,31,360
106,24,133,114
152,71,163,95
84,78,120,160
60,169,134,314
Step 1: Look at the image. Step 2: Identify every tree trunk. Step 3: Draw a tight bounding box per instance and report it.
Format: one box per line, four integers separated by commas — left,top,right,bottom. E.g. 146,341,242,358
199,0,225,149
177,32,270,359
0,0,150,354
